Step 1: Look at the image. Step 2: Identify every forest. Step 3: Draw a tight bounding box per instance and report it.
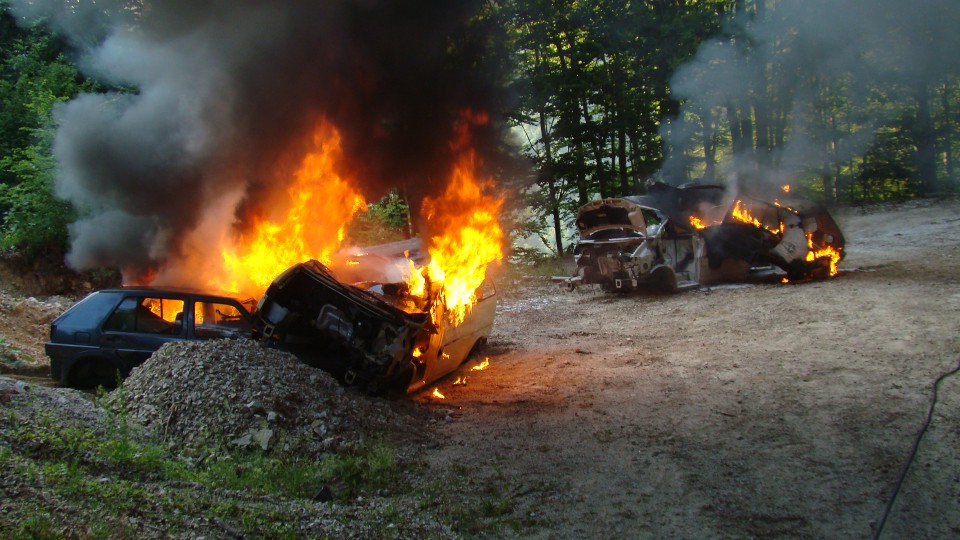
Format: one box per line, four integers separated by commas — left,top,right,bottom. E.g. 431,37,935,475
1,0,958,263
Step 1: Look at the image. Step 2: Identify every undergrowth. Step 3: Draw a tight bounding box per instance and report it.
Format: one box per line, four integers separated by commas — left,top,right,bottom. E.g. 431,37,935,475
0,386,527,538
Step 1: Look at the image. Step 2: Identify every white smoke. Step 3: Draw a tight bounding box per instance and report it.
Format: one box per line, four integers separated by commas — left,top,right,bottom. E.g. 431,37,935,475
660,0,960,191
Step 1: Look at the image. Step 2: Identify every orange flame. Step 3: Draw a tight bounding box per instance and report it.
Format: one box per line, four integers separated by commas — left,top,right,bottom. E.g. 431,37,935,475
805,232,842,277
689,216,707,230
405,258,427,298
432,388,446,399
214,121,365,296
731,199,783,235
470,358,490,371
418,113,504,326
145,298,183,322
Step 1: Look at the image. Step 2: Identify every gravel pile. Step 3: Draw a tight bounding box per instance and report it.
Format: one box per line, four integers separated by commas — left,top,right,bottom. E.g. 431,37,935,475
116,339,427,456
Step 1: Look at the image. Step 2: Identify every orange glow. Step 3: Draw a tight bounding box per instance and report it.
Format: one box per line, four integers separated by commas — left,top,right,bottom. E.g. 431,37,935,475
782,185,791,193
689,216,707,230
432,388,446,399
405,258,427,298
412,348,423,358
453,376,467,385
213,121,365,296
145,298,183,322
470,358,490,371
731,199,764,229
805,232,842,277
731,199,782,235
417,113,504,326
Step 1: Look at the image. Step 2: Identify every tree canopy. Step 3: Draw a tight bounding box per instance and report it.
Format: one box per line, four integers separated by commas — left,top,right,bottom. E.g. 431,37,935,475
2,0,957,260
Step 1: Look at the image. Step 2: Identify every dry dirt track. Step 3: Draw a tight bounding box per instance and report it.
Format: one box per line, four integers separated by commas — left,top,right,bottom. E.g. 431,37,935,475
414,199,960,539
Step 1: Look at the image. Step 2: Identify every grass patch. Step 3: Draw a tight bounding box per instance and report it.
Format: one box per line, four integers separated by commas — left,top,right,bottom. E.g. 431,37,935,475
0,387,536,538
0,390,414,538
416,463,527,536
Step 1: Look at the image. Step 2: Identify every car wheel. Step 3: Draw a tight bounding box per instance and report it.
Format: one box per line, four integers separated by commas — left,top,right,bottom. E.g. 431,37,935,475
69,357,119,389
651,266,678,293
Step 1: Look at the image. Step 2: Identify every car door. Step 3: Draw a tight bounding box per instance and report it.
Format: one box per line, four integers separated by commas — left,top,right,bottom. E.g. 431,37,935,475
191,297,253,339
99,294,187,369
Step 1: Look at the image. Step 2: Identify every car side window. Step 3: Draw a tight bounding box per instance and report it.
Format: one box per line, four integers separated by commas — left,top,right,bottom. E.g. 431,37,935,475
194,301,250,339
103,297,185,335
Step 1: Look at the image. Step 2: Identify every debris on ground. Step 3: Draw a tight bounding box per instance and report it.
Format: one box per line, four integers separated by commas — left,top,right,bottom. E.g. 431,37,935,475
0,375,106,431
0,293,76,374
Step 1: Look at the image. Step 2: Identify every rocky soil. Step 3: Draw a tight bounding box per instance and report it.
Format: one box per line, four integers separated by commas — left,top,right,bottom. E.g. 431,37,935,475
117,339,431,456
2,198,960,538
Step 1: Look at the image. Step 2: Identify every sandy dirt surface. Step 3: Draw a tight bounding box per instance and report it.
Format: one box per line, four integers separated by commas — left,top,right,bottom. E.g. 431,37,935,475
2,199,959,538
413,198,960,539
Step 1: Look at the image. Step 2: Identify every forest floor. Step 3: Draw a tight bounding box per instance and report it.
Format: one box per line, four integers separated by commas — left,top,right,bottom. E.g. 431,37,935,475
2,198,960,538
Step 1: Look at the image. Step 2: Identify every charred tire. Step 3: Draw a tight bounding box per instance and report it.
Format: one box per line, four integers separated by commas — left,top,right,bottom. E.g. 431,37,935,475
650,266,678,293
69,357,119,389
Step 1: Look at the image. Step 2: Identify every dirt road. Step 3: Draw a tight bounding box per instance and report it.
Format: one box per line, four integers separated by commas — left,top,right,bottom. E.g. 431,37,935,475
415,199,960,538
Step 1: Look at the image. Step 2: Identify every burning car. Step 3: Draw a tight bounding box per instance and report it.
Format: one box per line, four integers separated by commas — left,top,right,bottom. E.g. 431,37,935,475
255,253,496,395
46,287,255,388
696,194,845,281
557,183,845,291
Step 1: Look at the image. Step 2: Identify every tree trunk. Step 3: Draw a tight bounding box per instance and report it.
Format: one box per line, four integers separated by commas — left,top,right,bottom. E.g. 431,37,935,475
539,110,564,255
915,81,938,195
617,123,630,194
942,81,956,192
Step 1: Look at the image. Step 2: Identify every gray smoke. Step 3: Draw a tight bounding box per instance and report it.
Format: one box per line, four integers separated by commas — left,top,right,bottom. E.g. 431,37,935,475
9,0,513,281
660,0,960,192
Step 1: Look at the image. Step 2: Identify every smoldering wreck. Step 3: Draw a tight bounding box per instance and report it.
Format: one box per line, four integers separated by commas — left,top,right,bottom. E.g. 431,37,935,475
555,182,846,293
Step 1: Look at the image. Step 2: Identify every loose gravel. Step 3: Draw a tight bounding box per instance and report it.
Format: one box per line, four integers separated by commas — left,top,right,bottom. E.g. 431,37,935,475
115,339,431,456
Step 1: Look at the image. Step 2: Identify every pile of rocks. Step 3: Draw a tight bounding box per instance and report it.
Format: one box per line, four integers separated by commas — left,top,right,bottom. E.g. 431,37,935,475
117,339,427,456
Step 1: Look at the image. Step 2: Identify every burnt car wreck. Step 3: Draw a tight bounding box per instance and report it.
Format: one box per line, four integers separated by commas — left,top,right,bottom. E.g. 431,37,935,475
556,183,845,292
255,253,496,394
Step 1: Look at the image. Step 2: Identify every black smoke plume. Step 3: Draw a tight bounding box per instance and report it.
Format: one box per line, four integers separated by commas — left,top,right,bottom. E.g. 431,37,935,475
9,0,514,281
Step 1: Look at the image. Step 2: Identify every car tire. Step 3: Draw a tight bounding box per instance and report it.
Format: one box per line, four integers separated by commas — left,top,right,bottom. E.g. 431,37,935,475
651,266,678,293
69,357,119,389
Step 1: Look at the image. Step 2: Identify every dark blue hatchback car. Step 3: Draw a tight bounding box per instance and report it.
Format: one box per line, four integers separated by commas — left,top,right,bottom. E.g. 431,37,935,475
46,287,255,388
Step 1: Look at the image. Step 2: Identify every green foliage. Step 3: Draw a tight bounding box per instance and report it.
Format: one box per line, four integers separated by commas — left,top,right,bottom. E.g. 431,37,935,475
418,463,526,536
0,10,86,256
317,439,400,492
503,0,727,252
345,190,411,246
198,453,328,499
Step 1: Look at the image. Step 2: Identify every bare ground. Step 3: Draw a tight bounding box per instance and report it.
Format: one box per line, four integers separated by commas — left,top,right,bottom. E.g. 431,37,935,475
2,199,960,538
413,198,960,539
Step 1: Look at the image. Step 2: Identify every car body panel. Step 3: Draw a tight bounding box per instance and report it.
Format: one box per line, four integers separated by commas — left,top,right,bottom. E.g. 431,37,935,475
567,198,703,292
406,279,496,394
